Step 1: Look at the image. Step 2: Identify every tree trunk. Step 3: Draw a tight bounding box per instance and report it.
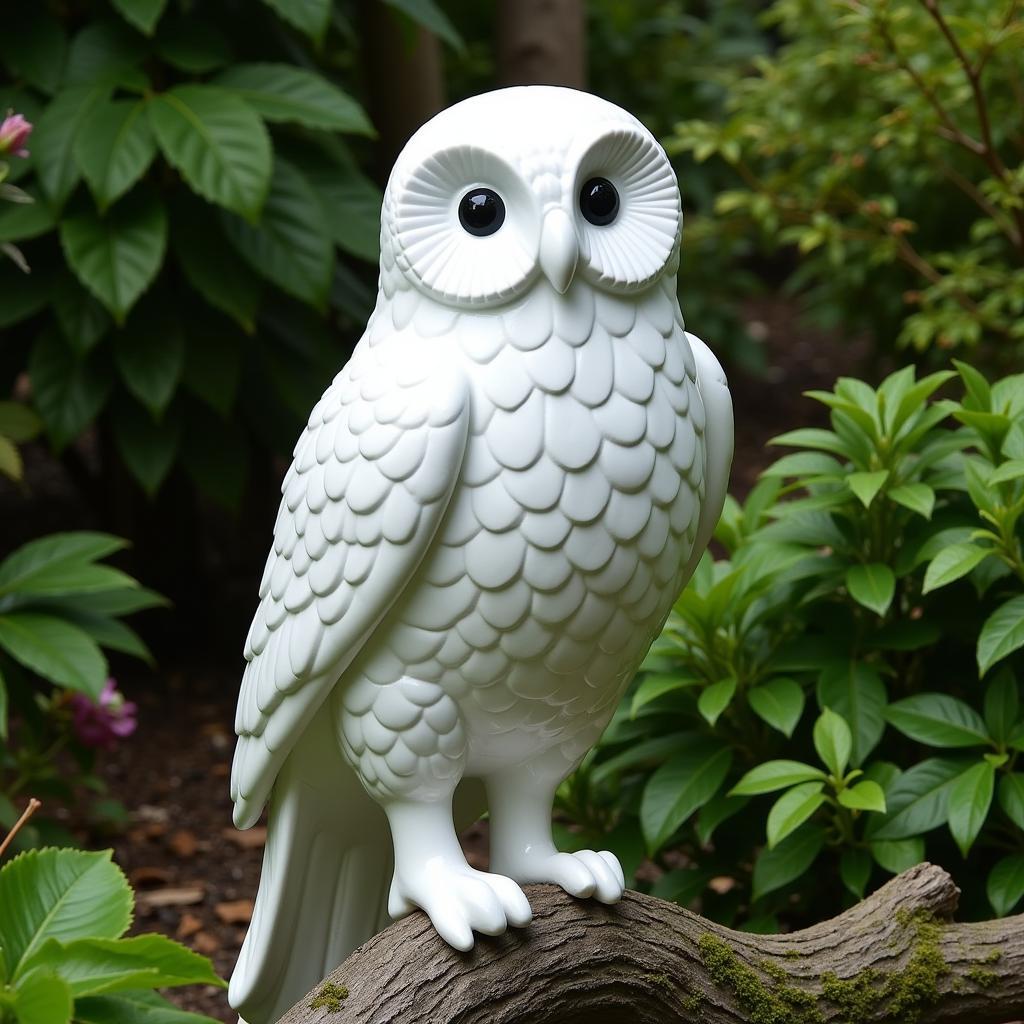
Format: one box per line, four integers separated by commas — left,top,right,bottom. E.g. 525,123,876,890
278,863,1024,1024
497,0,586,89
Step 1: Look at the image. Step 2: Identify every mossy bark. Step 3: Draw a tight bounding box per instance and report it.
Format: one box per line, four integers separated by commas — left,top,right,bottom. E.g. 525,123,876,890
277,863,1024,1024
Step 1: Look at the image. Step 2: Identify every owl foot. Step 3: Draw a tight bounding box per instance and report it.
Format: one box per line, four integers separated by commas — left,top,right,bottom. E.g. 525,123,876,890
500,848,625,904
388,861,533,951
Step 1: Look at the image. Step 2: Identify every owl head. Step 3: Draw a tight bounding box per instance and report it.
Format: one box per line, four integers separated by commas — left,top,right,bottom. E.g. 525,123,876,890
381,86,682,310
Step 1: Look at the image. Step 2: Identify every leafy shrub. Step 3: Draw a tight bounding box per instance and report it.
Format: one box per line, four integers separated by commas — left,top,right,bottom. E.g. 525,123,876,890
560,362,1024,927
668,0,1024,357
0,845,223,1023
0,0,387,506
0,533,159,846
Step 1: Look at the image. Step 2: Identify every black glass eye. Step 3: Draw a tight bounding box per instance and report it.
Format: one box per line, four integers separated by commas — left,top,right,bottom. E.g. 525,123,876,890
579,177,619,226
458,188,505,236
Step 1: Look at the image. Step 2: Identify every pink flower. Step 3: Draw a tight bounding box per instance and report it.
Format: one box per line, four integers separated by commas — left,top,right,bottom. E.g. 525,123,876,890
0,113,32,159
69,679,138,751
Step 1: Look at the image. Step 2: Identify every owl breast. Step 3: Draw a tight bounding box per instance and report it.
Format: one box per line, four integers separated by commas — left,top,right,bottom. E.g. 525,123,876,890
351,279,706,776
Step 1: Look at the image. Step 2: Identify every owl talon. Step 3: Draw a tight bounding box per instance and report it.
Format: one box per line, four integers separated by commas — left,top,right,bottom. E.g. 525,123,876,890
499,848,626,904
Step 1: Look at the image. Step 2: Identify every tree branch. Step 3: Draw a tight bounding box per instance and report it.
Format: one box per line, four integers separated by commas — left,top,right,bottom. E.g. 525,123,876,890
278,864,1024,1024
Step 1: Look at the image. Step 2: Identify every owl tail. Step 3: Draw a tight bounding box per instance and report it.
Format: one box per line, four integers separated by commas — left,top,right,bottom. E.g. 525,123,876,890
229,712,392,1024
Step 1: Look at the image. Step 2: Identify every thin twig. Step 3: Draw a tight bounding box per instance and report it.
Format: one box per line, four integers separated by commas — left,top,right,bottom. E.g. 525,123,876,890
0,797,41,859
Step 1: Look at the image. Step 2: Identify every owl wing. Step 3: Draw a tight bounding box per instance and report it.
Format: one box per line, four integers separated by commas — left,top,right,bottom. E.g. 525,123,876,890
687,332,734,562
231,334,471,828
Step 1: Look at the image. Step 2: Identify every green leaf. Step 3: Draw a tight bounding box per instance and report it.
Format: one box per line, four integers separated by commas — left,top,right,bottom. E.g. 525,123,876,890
988,854,1024,916
260,0,331,42
923,543,990,594
181,408,249,509
698,677,736,727
0,403,41,444
631,673,698,716
767,781,825,848
110,398,180,496
148,85,271,221
752,824,825,901
214,64,373,134
695,792,749,846
839,848,872,898
838,780,887,813
870,758,966,840
978,595,1024,676
0,664,7,739
28,329,113,449
748,677,805,738
65,19,147,88
381,0,465,50
984,671,1020,745
0,190,56,244
0,436,22,482
640,742,732,853
154,17,232,74
113,309,184,417
73,99,156,212
955,359,991,410
0,532,127,596
109,0,167,35
870,837,925,875
60,190,167,323
0,614,107,696
814,707,852,777
68,610,153,664
12,968,72,1024
298,160,381,263
817,662,887,767
998,773,1024,830
948,761,995,857
0,849,132,975
730,760,827,796
180,323,242,416
53,273,113,354
888,482,934,519
760,451,843,479
0,10,68,96
649,867,714,906
21,935,224,997
769,427,850,457
75,989,222,1024
847,470,889,508
221,158,334,310
885,694,990,748
845,563,895,616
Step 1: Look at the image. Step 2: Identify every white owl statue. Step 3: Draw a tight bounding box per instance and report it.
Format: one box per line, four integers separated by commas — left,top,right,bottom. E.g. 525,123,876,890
229,85,733,1024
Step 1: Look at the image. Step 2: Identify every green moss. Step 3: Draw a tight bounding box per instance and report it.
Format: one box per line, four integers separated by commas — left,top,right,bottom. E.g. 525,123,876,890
680,989,703,1013
820,969,884,1021
309,982,349,1013
982,949,1002,964
965,968,998,989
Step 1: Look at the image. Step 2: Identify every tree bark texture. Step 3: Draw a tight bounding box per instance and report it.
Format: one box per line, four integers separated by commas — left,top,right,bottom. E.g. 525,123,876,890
278,863,1024,1024
497,0,586,89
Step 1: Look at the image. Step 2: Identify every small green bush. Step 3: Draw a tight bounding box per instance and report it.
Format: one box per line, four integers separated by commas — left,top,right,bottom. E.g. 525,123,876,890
560,362,1024,927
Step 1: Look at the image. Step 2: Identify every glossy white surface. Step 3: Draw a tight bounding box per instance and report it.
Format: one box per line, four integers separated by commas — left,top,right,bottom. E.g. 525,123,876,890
229,85,733,1024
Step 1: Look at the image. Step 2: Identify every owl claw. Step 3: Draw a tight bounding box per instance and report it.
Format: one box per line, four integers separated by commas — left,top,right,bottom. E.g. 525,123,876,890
499,848,626,904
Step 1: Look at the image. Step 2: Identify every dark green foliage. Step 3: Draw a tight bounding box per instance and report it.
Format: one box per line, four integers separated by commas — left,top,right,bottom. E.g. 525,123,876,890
559,363,1024,926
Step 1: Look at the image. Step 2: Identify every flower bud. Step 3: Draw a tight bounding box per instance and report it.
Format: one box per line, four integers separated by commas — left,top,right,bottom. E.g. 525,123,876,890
0,113,33,158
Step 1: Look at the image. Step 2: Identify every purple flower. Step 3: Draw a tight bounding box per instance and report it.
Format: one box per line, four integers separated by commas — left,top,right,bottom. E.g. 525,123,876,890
69,679,138,751
0,113,32,158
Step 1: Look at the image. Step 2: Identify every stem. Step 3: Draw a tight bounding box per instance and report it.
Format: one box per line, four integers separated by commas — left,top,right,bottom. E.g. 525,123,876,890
0,797,41,859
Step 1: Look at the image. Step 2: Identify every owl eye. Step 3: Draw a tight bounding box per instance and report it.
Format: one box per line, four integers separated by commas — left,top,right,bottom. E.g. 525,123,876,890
579,177,619,226
458,188,505,236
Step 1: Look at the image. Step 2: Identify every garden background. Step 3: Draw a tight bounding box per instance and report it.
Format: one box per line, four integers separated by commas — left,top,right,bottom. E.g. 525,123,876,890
1,1,1023,1021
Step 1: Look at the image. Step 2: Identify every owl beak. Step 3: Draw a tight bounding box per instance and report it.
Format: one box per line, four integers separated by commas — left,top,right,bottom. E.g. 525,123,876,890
539,208,579,294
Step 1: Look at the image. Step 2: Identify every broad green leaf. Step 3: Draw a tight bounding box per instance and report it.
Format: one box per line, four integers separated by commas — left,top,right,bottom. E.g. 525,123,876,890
0,531,127,597
698,677,736,727
888,482,934,519
640,742,732,853
948,761,994,856
998,773,1024,830
68,610,153,664
60,190,167,323
768,427,850,457
260,0,331,41
760,451,843,479
870,758,966,840
0,613,107,696
63,586,167,616
310,165,382,263
845,563,895,616
0,402,40,443
75,989,224,1024
0,849,132,975
0,10,68,95
923,543,990,594
113,310,184,416
21,935,224,997
767,781,825,848
978,595,1024,676
0,190,56,243
0,664,7,739
64,19,147,88
870,837,924,875
148,85,271,221
838,780,886,813
154,17,232,73
817,662,887,767
814,707,852,777
847,470,889,508
213,64,373,134
696,792,749,845
748,677,805,738
180,324,243,416
381,0,464,49
839,848,872,898
53,272,113,354
988,854,1024,916
955,359,991,410
221,158,333,310
109,0,167,35
752,824,825,901
110,398,179,496
73,99,156,211
984,671,1020,745
12,968,72,1024
730,760,826,796
0,436,21,481
885,694,990,748
988,459,1024,485
649,867,714,906
631,673,698,716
